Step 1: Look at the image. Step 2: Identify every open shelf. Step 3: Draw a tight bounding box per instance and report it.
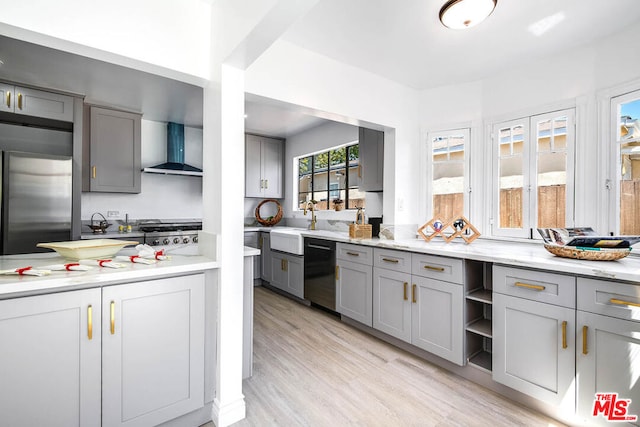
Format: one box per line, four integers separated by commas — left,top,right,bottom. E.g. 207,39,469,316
466,318,492,338
466,289,492,304
468,350,492,373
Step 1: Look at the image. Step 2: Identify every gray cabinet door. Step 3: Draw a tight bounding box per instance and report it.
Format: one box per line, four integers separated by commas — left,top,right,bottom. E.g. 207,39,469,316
261,232,272,282
373,267,411,341
270,251,288,292
493,293,575,408
286,254,304,299
0,289,102,427
245,134,263,197
358,127,384,192
0,83,14,113
576,311,640,426
411,276,464,365
261,137,283,198
14,86,74,122
89,106,141,193
337,259,373,326
102,274,205,427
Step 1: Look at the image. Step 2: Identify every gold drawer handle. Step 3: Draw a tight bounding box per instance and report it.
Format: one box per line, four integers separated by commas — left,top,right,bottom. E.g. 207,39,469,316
514,281,545,291
17,92,22,110
6,91,10,108
87,305,93,340
610,298,640,308
423,265,445,272
561,320,567,349
403,282,408,301
335,265,339,280
382,258,399,264
346,251,360,256
582,325,588,355
92,166,97,179
110,301,115,335
412,284,417,303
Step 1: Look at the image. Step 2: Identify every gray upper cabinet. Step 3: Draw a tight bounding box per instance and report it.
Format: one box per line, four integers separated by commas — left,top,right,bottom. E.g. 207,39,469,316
358,127,384,192
0,83,73,122
84,106,141,193
245,134,283,198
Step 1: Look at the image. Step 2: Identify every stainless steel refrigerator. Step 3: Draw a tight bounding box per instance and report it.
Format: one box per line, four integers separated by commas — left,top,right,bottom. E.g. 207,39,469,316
1,151,72,254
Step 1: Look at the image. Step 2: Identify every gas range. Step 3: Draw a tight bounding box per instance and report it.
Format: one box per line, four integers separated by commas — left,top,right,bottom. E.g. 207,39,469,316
138,221,201,252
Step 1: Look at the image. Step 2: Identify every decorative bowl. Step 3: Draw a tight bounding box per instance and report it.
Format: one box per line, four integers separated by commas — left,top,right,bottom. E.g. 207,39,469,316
37,239,139,260
543,243,631,261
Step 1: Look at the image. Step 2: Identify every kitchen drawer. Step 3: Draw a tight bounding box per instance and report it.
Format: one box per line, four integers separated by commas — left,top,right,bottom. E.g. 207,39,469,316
411,254,463,284
493,265,575,308
577,277,640,322
337,243,373,265
373,248,411,273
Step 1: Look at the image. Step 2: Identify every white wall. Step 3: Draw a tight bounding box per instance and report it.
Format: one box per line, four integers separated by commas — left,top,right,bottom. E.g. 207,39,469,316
245,39,421,225
419,23,640,236
81,120,203,221
0,0,211,81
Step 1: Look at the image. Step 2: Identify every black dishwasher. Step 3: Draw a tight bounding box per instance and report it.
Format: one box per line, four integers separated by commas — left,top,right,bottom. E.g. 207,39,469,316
303,238,336,311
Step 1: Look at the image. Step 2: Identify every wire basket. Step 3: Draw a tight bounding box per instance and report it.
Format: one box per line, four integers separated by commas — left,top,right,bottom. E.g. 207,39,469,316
543,244,631,261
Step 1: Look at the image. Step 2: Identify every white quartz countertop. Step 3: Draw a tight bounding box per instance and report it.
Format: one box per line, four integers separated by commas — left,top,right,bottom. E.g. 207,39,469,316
0,251,219,299
247,226,640,283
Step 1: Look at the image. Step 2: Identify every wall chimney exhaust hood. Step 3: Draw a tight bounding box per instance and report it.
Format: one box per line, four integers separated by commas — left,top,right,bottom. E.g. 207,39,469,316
143,122,203,176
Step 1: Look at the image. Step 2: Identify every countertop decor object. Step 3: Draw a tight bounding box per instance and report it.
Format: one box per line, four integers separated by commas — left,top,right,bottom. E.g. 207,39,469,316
37,239,139,260
543,244,631,261
349,208,372,239
87,212,111,233
418,215,480,244
255,199,283,226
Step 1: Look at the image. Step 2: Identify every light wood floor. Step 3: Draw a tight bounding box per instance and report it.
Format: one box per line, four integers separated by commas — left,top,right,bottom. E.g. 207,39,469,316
214,286,565,426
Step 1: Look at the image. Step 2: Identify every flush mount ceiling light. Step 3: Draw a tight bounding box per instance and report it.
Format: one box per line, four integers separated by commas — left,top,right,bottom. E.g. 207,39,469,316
439,0,497,29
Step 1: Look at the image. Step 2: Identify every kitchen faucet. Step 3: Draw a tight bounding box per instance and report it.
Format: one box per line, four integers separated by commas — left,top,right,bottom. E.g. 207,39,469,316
303,201,317,230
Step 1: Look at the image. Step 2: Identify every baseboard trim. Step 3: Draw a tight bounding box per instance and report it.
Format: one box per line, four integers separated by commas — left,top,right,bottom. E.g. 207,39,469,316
211,396,246,427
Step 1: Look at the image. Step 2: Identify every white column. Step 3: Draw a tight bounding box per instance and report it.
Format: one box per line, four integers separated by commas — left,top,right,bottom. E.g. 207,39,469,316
203,65,246,426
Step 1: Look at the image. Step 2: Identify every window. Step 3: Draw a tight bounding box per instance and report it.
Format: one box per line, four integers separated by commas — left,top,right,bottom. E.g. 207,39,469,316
492,109,575,238
297,144,363,210
428,129,470,220
611,90,640,235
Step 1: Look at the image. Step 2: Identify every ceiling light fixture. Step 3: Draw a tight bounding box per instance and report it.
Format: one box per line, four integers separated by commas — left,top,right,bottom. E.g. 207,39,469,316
439,0,497,29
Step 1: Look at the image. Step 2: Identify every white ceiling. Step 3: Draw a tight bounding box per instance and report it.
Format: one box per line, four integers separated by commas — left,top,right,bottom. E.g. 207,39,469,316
247,0,640,137
281,0,640,90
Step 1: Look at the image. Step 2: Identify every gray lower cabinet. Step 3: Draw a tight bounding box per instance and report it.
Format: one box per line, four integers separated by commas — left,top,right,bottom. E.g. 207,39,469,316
244,231,261,281
85,106,142,193
261,232,272,282
576,278,640,426
493,266,576,409
372,249,465,366
0,288,102,427
102,274,205,427
0,83,74,121
337,261,373,326
270,250,304,299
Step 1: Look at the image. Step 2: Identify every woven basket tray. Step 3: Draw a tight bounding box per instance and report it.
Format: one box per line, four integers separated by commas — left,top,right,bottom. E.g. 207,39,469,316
544,244,631,261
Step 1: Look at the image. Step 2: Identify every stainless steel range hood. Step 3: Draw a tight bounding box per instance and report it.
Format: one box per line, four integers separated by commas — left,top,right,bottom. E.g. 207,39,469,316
143,122,203,176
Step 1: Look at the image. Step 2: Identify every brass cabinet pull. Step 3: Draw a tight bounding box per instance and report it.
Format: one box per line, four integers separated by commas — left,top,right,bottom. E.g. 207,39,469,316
92,166,97,179
335,265,339,280
6,91,10,108
110,301,115,335
582,326,588,355
258,235,263,249
610,298,640,308
17,92,22,110
358,165,362,178
346,251,360,256
561,320,567,349
412,284,417,303
514,281,545,291
423,265,445,272
382,258,399,263
87,305,93,340
282,259,287,272
403,282,408,301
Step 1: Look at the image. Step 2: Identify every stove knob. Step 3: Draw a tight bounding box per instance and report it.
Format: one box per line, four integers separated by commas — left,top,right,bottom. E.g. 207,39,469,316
163,238,170,245
152,239,160,246
173,237,180,244
192,236,198,243
183,237,190,244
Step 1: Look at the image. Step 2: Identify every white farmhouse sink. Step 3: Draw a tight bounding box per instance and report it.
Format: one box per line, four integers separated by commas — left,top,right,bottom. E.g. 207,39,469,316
270,228,305,255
